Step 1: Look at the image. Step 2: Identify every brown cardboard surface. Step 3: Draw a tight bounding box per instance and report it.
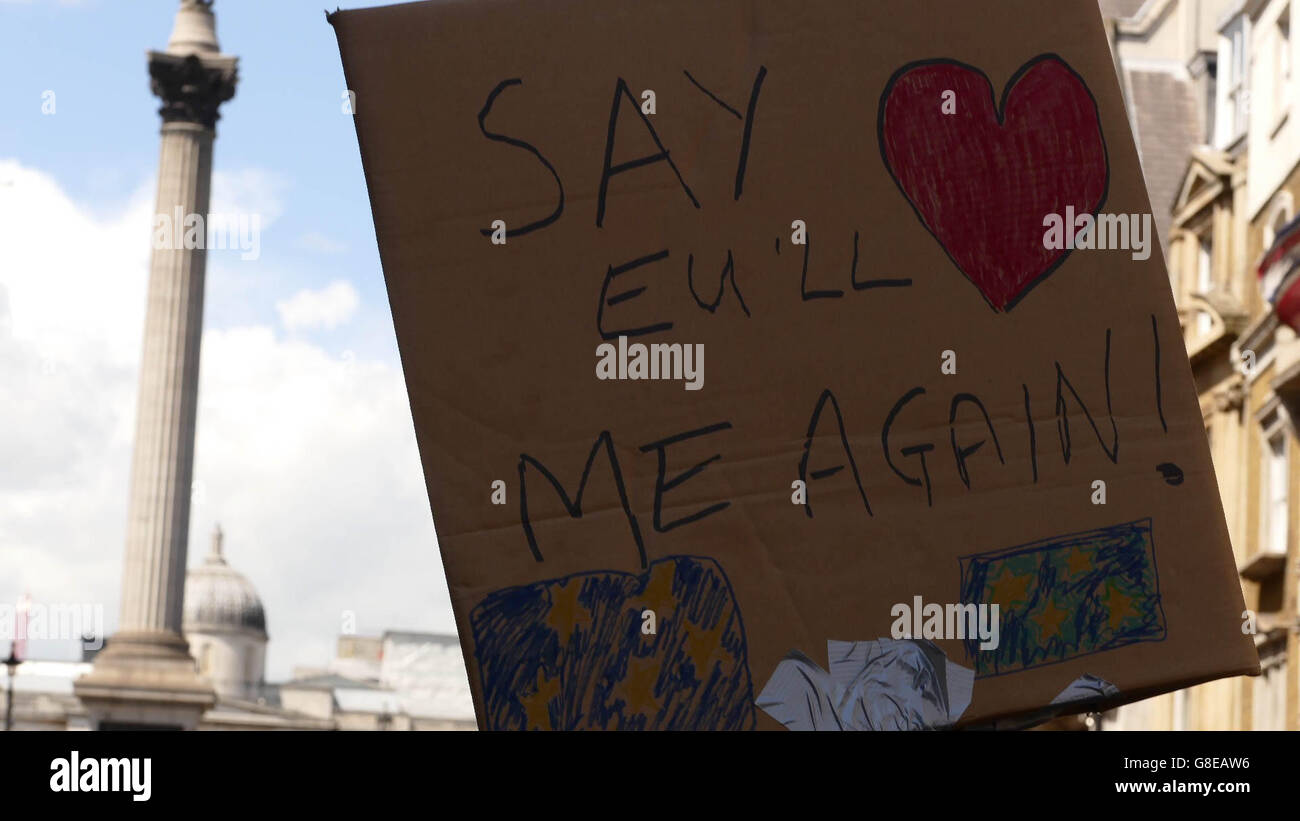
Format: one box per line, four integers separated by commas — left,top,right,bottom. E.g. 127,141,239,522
330,0,1259,730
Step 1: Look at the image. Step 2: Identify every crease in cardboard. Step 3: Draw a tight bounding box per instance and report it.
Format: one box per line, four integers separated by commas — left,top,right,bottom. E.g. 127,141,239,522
972,674,1120,731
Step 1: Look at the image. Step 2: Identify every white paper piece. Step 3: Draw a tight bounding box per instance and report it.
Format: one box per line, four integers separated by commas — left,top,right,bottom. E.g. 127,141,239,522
1049,674,1119,705
755,639,974,731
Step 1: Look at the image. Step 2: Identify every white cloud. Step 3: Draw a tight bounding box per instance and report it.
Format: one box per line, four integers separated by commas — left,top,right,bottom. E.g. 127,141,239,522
190,326,453,680
0,160,454,682
275,281,360,331
0,161,151,365
0,160,152,663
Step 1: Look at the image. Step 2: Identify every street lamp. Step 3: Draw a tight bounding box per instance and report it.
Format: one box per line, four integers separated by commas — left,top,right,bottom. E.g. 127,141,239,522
3,647,19,732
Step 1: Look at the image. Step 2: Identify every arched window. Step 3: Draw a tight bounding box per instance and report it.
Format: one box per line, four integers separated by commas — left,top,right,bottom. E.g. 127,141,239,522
1261,195,1295,304
1265,193,1294,248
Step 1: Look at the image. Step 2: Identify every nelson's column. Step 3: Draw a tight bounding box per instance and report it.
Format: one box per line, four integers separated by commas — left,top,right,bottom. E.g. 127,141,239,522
75,0,238,730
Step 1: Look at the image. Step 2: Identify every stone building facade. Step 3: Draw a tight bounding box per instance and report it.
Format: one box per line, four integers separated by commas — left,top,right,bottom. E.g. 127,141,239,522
1101,0,1300,731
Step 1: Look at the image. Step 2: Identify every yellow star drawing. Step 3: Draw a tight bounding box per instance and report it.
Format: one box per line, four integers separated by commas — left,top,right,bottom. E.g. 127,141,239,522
544,579,588,646
683,625,722,671
618,654,663,715
1103,580,1138,635
987,563,1034,607
640,562,677,614
1065,546,1094,578
1037,595,1070,641
522,669,561,730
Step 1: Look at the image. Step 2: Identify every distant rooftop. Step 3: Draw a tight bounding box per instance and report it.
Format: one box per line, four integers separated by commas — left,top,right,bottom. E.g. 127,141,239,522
281,672,383,691
382,630,459,646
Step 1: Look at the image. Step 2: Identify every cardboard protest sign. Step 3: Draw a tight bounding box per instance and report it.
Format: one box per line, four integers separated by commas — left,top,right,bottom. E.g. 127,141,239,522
329,0,1259,729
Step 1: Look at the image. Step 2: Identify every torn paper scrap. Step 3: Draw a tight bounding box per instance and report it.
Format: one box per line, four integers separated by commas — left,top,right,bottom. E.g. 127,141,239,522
753,651,845,731
829,639,974,729
756,639,974,730
1050,674,1119,706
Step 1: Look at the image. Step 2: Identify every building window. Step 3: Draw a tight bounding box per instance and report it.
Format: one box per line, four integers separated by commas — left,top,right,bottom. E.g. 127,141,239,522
1205,56,1218,144
1262,199,1295,301
1269,203,1292,248
1261,414,1289,556
1221,17,1249,143
1197,232,1214,334
1277,9,1292,124
1253,651,1286,730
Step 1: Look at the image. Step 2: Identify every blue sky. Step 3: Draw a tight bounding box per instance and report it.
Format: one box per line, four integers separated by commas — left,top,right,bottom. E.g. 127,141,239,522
0,0,397,356
0,0,459,685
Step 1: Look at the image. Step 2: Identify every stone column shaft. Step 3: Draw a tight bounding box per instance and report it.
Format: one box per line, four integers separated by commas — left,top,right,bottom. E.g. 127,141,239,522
118,121,213,642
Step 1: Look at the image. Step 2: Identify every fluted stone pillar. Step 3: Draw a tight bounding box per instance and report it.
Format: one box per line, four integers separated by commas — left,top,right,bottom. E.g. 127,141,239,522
77,0,237,730
116,120,212,651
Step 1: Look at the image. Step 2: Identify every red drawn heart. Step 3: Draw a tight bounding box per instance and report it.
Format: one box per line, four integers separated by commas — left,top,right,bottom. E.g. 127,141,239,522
878,54,1109,311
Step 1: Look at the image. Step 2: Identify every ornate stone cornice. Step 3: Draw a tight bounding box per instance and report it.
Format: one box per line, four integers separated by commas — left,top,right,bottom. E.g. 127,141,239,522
148,51,237,129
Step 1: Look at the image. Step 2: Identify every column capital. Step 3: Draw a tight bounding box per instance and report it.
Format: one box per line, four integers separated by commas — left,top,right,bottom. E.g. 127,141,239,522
148,51,238,130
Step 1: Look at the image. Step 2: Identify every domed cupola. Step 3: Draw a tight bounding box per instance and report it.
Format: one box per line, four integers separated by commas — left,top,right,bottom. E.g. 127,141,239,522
184,525,269,701
184,525,267,638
